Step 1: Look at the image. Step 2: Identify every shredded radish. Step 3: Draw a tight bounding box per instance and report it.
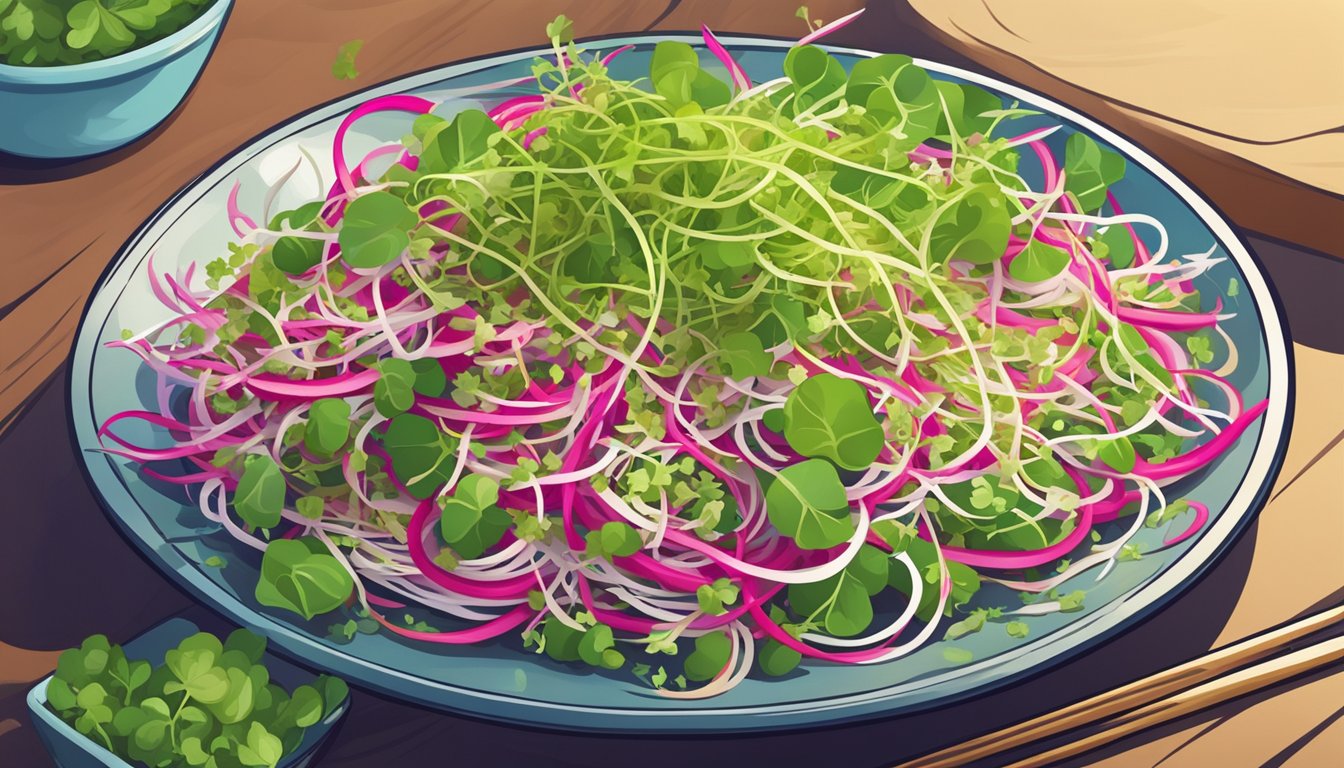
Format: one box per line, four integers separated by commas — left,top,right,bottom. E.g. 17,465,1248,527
99,19,1264,698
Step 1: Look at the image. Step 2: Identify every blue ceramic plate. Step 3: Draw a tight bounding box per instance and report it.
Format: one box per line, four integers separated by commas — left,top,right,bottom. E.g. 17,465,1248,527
69,36,1292,733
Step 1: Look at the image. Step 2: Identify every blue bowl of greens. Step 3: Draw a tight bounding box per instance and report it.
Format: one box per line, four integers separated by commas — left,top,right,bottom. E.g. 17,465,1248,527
26,618,348,768
0,0,232,159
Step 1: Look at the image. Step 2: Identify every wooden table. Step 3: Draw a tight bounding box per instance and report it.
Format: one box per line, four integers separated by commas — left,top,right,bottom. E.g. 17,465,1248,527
1,2,1340,766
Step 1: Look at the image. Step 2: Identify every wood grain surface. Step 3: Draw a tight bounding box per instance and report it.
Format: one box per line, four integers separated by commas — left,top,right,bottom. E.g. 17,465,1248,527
0,2,1340,766
898,0,1344,260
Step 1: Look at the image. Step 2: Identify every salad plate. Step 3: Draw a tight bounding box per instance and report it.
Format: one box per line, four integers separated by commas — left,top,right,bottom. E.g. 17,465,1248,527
69,34,1291,732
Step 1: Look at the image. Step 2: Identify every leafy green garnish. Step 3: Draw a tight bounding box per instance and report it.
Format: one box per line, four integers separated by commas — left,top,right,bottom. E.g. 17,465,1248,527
337,191,418,269
234,454,285,531
931,186,1012,264
758,638,803,677
373,359,418,418
1009,240,1071,283
683,631,731,682
787,544,887,636
584,521,644,559
437,474,510,559
255,537,354,620
1095,225,1135,269
650,40,730,109
46,628,346,768
764,459,854,550
332,38,363,80
378,413,458,499
304,399,351,458
1,0,215,67
1064,133,1126,211
782,373,884,471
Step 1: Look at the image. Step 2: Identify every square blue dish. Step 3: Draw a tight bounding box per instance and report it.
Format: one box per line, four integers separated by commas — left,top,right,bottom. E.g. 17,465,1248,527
26,617,349,768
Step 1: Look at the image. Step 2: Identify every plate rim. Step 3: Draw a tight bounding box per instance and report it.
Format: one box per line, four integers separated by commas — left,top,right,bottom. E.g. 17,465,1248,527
66,32,1294,733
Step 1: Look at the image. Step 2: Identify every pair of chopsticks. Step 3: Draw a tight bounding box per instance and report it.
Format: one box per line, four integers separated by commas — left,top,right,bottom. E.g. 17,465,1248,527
897,606,1344,768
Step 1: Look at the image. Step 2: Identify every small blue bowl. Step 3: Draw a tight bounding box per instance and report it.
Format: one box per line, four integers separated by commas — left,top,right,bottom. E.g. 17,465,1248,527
0,0,233,159
26,617,349,768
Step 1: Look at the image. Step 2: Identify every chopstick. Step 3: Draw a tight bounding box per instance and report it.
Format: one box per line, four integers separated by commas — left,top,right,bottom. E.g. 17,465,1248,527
897,605,1344,768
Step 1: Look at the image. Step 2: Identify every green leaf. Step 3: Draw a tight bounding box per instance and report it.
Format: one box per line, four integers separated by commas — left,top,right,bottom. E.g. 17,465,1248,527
787,546,887,637
889,538,981,620
315,675,349,715
208,666,255,724
783,373,884,470
1057,590,1087,612
944,608,990,640
332,38,363,80
694,578,739,616
255,537,354,620
271,235,324,275
304,398,351,457
380,413,458,499
933,81,1001,138
67,2,132,52
1096,225,1135,269
683,631,731,682
1146,498,1191,529
438,474,511,559
105,0,173,32
750,293,806,348
287,684,325,728
176,662,229,704
545,14,573,44
719,331,773,379
698,240,755,271
649,40,729,109
1009,239,1071,283
765,459,854,549
75,680,107,710
845,54,939,144
270,200,324,232
181,736,210,766
295,495,324,520
223,629,267,665
1006,620,1030,639
410,357,447,397
338,191,417,269
47,676,77,711
931,186,1011,265
1096,435,1137,473
577,624,624,669
238,721,283,768
585,521,643,559
2,1,34,41
783,45,846,113
235,454,286,530
1064,133,1126,212
419,109,500,175
757,638,802,676
373,358,417,417
542,617,584,662
132,718,169,753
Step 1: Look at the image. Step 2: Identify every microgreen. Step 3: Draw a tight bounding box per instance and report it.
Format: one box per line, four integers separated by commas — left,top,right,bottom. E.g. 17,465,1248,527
99,13,1255,701
331,38,362,80
1,0,215,67
47,629,345,768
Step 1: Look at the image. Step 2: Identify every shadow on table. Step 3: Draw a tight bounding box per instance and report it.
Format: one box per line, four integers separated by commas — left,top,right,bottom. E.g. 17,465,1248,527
0,104,184,186
1245,236,1344,355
